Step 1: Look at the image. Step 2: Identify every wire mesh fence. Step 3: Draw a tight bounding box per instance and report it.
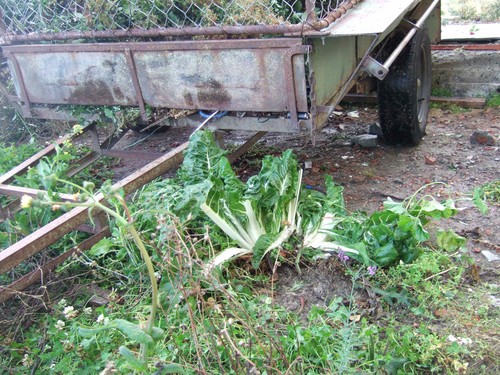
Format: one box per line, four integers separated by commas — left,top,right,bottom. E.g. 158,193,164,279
0,0,349,36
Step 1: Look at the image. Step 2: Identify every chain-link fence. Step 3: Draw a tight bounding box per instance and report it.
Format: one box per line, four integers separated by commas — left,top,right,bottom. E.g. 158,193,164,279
0,0,351,37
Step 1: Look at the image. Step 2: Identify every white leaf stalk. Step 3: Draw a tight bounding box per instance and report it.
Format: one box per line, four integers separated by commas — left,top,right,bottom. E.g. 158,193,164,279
302,212,359,256
202,169,304,271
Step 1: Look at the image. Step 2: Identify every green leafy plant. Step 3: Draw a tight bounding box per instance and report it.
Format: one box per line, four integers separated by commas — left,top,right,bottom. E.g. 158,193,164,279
431,87,454,97
486,93,500,108
145,131,465,270
19,178,164,370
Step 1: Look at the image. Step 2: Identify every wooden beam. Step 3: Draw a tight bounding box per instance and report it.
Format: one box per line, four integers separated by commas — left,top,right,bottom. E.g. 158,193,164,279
342,93,486,108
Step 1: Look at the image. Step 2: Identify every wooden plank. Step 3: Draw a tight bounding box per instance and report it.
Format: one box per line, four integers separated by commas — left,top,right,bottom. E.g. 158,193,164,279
228,132,267,164
430,96,486,108
432,44,500,51
342,93,486,108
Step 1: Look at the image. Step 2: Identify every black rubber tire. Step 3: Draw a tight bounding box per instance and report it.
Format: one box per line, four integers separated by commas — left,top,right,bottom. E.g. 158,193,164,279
377,27,432,146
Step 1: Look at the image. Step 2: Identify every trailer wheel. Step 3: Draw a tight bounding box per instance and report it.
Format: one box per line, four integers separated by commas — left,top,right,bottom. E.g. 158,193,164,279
377,27,432,146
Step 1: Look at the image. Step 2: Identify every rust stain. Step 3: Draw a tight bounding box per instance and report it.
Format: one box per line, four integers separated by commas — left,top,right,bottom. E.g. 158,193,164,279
113,87,124,100
183,92,194,107
68,80,114,104
197,78,231,108
102,59,117,74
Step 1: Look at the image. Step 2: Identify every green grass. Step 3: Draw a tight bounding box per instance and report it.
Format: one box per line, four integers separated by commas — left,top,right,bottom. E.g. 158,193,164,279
486,93,500,108
430,102,471,113
3,231,497,373
431,87,454,97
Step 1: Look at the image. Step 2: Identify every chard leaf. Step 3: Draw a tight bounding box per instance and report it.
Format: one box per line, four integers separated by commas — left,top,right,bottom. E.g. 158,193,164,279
201,203,252,249
324,175,347,215
400,245,423,264
251,225,295,269
312,241,359,254
412,198,458,220
436,230,467,252
397,214,428,242
245,150,300,234
177,131,234,184
300,176,346,247
383,197,406,214
372,243,398,267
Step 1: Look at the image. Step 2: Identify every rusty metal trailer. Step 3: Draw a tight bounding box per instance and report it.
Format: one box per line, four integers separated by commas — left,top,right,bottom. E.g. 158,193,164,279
0,0,441,301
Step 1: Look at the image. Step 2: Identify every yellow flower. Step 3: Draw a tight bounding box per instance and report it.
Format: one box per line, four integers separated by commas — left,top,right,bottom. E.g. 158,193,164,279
72,124,84,135
20,195,34,209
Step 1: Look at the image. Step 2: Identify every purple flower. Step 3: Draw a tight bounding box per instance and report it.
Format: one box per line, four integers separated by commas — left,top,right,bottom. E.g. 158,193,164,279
337,251,350,263
367,266,377,275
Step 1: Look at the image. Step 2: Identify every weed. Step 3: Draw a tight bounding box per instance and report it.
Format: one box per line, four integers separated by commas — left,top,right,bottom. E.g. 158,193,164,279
474,179,500,204
0,139,41,175
445,0,500,22
486,93,500,108
431,87,454,97
430,102,471,113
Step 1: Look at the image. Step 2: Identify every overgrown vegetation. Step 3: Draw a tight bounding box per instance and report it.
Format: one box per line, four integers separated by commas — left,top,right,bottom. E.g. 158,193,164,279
475,179,500,204
0,125,116,267
0,0,309,35
431,87,454,98
1,130,497,373
486,93,500,108
430,101,471,113
443,0,500,22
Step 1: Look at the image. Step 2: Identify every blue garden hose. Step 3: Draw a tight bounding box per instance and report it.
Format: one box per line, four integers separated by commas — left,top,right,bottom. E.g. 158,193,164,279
199,110,227,119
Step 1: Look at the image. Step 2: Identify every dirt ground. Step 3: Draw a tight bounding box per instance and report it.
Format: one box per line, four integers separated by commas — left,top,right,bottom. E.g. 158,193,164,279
106,104,499,314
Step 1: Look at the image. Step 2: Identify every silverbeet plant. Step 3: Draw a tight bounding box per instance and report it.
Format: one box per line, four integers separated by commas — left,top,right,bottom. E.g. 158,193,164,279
146,130,360,272
20,179,163,372
145,130,465,270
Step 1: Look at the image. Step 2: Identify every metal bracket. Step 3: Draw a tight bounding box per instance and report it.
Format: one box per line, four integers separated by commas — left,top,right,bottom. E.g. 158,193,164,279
361,56,389,80
362,0,440,82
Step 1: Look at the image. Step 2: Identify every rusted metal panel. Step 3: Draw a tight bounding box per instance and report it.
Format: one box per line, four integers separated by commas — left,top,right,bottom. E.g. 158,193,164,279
155,115,311,133
7,52,137,106
134,48,307,112
310,36,357,108
3,39,308,113
411,0,441,44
